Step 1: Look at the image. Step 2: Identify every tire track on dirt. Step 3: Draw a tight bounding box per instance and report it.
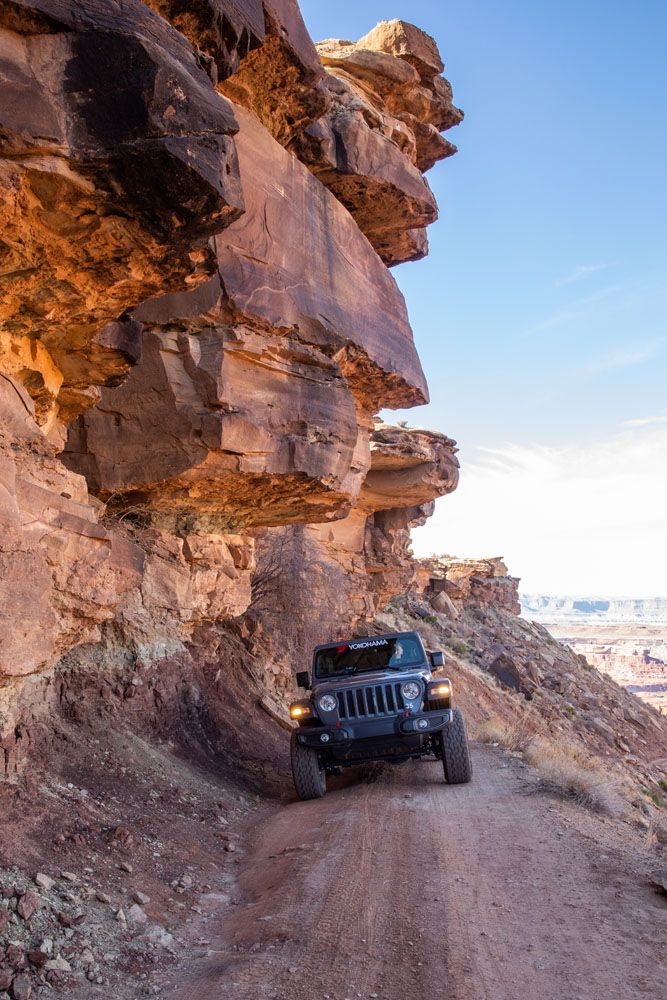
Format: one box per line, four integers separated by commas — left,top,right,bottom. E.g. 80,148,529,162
161,746,667,1000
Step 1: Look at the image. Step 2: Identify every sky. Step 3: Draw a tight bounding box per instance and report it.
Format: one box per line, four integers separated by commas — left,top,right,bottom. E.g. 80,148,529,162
299,0,667,597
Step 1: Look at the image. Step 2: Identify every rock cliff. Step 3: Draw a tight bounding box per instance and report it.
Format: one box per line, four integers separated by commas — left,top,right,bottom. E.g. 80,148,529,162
3,11,667,1000
243,422,460,700
378,558,667,803
0,3,462,759
418,555,522,617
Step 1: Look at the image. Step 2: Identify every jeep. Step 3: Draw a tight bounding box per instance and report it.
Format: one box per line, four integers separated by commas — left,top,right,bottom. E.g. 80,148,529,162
289,631,472,800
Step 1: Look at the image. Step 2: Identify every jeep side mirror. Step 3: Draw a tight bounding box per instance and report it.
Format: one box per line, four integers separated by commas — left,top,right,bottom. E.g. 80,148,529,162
296,671,311,690
430,651,445,668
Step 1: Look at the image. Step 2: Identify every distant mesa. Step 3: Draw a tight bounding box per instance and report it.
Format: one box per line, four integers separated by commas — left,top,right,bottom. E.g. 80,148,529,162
521,595,667,624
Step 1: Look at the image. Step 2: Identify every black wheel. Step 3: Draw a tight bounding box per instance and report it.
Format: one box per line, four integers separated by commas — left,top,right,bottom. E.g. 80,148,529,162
290,732,327,800
440,709,473,784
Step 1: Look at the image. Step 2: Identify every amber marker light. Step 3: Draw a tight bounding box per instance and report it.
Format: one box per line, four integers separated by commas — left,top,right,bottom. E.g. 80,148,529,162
431,683,450,696
289,702,312,719
428,679,452,704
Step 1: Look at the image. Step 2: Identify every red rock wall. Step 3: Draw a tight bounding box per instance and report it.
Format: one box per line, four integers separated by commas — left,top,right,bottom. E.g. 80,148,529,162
0,4,463,744
416,556,522,617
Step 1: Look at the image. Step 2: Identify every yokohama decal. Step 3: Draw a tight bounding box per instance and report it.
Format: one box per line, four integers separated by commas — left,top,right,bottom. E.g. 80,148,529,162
348,639,389,650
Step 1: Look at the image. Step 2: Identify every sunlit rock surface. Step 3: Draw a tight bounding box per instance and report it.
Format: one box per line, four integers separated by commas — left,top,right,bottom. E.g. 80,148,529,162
0,3,462,731
0,0,245,439
294,20,462,264
63,108,426,523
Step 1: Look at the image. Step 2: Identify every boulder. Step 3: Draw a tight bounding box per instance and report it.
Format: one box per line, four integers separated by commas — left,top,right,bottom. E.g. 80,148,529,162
650,869,667,895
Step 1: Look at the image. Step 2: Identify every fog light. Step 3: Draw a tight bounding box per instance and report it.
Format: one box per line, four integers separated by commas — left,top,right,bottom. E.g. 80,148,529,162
320,733,331,743
417,718,428,730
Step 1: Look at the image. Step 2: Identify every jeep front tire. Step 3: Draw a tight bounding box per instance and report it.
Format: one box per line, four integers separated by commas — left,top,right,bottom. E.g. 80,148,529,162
440,708,473,784
290,732,327,800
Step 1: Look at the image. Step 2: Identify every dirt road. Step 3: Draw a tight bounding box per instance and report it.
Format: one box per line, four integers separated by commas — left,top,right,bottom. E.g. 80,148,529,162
162,746,666,1000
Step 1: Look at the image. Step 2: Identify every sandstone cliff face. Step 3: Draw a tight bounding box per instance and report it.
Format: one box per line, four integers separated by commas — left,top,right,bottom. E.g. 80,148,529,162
299,21,462,265
0,375,143,684
417,555,522,617
0,0,247,441
244,423,460,700
62,102,428,524
0,3,463,756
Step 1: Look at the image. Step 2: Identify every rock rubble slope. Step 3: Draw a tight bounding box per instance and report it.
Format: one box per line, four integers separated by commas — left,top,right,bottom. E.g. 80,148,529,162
0,4,463,764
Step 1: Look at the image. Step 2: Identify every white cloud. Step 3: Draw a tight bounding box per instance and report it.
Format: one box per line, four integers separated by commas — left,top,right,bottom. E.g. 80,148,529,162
528,283,626,335
624,410,667,428
412,421,667,597
555,263,610,287
579,338,662,375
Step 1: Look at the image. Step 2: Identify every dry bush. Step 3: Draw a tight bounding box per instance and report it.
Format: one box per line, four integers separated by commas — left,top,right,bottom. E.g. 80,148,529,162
525,739,624,817
476,715,624,817
475,713,547,753
474,717,509,744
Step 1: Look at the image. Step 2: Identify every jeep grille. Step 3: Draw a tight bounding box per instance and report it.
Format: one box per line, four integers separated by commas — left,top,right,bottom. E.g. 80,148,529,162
336,681,407,720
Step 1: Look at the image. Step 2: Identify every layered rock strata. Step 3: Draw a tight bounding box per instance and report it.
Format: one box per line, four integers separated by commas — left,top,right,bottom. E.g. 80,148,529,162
0,0,246,439
0,370,255,692
63,104,427,524
417,555,522,618
0,4,462,755
0,374,142,683
298,20,463,264
246,424,460,698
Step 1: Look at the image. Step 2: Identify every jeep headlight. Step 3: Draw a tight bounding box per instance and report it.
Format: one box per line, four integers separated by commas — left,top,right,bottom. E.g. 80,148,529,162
401,681,421,702
317,693,337,713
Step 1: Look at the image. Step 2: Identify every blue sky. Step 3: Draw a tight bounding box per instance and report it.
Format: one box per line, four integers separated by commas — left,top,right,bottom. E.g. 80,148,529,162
299,1,667,595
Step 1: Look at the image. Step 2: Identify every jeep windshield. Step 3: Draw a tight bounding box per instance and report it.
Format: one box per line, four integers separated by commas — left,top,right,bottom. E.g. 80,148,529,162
314,635,425,679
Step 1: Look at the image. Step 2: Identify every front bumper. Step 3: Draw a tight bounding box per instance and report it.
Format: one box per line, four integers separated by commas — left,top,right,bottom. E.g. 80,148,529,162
295,707,453,749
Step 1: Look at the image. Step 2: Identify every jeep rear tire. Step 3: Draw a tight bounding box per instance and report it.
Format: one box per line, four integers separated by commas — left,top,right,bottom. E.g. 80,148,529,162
291,732,327,800
440,709,472,784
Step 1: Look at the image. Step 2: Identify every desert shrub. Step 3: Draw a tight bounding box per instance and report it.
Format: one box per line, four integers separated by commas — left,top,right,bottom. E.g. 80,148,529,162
475,714,547,753
477,716,624,817
525,740,624,817
645,789,664,809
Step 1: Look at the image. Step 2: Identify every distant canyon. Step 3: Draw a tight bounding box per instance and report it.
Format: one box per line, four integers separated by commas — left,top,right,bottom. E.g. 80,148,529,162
521,595,667,714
